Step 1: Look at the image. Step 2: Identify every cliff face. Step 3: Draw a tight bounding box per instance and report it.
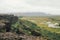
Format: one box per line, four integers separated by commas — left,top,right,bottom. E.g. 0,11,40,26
0,14,18,32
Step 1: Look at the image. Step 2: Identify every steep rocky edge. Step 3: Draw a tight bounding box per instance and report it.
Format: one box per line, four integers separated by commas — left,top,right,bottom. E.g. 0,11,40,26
0,14,47,40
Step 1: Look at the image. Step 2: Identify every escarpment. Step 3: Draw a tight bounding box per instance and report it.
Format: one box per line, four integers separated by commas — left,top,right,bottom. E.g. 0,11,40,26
0,14,18,32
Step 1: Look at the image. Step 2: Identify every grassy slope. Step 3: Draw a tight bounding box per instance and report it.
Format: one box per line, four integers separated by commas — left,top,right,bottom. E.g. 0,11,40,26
18,17,60,40
20,16,60,33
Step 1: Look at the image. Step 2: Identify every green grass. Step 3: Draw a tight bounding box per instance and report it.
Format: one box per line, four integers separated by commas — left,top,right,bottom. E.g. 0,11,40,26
18,18,60,40
20,16,60,33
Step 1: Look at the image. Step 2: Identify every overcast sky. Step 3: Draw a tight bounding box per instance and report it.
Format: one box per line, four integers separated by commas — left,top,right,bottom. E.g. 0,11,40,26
0,0,60,15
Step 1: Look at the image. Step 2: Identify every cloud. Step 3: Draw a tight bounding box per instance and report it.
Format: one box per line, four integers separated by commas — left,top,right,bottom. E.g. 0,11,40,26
0,0,60,15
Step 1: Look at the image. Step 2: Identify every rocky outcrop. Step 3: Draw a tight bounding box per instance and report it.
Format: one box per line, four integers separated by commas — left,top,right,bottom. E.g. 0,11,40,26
0,14,18,32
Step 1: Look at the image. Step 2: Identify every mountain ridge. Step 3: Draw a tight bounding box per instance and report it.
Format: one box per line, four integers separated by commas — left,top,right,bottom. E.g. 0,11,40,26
14,12,51,16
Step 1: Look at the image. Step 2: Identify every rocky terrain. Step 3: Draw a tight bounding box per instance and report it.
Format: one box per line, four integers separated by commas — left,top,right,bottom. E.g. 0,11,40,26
0,14,55,40
0,14,43,40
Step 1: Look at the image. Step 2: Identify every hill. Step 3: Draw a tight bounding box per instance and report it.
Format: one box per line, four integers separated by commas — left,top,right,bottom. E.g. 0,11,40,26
14,12,51,16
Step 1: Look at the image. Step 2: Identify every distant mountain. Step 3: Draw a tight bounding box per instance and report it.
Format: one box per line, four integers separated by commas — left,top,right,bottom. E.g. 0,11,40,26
14,12,51,16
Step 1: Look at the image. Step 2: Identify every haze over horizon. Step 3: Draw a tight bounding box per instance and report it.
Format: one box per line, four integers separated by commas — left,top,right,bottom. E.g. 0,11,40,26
0,0,60,15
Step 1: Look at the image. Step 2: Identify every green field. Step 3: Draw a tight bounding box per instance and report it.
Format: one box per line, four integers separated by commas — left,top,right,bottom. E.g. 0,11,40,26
18,16,60,40
20,16,60,33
